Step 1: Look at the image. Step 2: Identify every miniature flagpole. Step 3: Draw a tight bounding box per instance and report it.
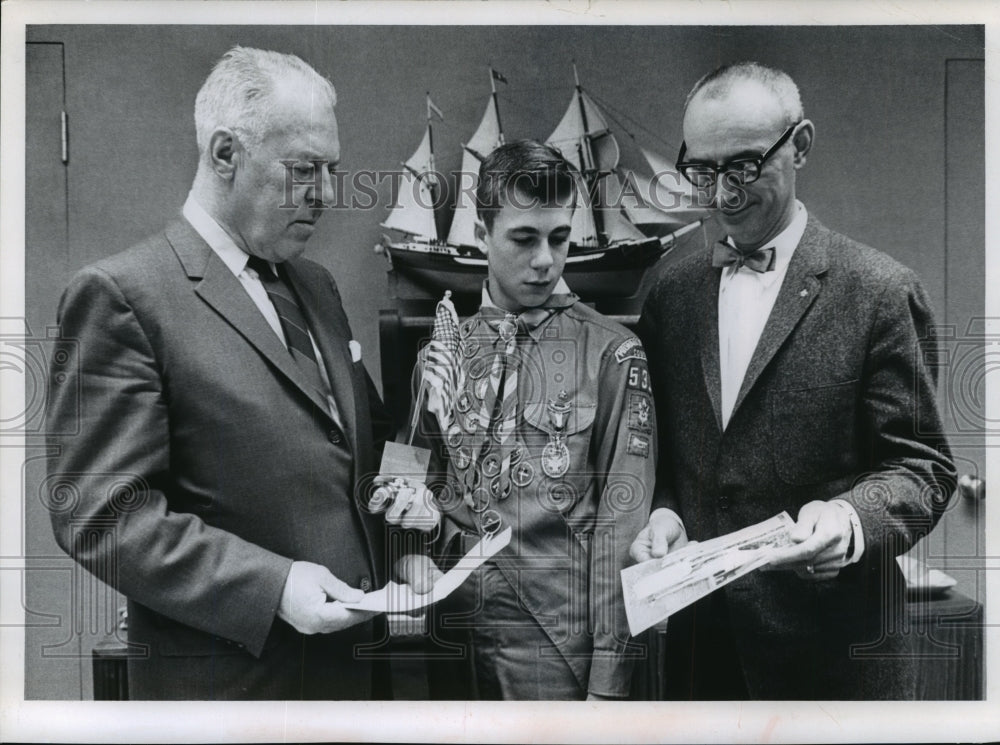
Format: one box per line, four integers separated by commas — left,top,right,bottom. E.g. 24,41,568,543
408,290,463,445
407,378,428,446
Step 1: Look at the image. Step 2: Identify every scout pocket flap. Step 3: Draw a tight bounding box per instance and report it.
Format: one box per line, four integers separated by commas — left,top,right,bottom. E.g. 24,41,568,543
522,400,596,435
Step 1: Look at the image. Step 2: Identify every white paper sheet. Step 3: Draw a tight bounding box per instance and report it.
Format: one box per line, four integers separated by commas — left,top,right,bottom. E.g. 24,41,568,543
341,526,512,613
621,512,794,635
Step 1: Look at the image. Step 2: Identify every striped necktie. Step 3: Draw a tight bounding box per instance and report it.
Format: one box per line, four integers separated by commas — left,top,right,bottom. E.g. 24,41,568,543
246,255,328,399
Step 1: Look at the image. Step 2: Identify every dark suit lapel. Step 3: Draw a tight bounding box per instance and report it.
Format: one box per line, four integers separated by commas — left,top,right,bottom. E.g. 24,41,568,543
165,220,335,421
284,261,358,449
698,256,725,433
731,217,829,415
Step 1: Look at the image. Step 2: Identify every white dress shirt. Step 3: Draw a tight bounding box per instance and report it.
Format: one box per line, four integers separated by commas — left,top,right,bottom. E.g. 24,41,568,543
182,194,342,427
716,200,863,565
718,201,807,430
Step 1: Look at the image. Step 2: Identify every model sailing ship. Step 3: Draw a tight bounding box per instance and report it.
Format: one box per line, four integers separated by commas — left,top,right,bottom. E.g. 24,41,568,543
376,66,706,298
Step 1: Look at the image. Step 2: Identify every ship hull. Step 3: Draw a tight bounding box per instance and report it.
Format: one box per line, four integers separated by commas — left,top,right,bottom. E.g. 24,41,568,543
385,237,668,298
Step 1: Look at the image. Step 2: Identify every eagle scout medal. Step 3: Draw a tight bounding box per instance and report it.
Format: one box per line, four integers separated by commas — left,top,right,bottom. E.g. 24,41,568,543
541,391,572,478
541,441,570,478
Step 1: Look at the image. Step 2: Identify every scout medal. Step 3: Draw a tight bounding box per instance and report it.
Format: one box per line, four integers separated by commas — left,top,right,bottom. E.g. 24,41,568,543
541,390,572,478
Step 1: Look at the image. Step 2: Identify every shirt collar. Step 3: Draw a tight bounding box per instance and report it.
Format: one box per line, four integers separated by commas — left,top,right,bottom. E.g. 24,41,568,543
480,277,573,310
480,278,576,339
182,193,265,277
725,200,807,288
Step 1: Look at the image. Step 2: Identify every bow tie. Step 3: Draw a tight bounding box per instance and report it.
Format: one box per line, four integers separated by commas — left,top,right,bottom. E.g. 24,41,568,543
712,241,776,273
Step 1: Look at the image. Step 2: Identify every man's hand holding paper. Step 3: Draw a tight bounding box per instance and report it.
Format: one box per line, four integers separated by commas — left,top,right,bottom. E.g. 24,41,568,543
342,527,513,614
766,500,857,581
622,512,795,635
629,507,691,563
277,562,379,635
393,553,444,595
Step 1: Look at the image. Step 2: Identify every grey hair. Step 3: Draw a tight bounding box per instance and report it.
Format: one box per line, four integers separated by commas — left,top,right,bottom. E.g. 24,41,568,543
194,46,336,155
684,61,804,125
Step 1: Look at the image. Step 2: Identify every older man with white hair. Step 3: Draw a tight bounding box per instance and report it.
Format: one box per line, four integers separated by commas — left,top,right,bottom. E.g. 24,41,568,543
46,46,432,700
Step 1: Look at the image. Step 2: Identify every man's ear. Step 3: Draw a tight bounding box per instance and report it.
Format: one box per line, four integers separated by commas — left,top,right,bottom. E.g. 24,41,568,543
474,219,490,257
791,119,814,168
209,128,239,180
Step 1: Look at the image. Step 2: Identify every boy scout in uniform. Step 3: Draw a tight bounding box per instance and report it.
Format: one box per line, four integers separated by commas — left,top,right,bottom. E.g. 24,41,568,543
416,140,655,700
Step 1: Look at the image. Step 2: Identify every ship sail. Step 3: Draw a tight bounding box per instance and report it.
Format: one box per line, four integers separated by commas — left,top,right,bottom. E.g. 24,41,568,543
546,88,612,172
590,131,646,243
598,171,648,243
447,95,504,248
379,69,706,300
381,125,438,240
638,146,705,219
547,77,650,248
568,182,599,247
618,168,689,229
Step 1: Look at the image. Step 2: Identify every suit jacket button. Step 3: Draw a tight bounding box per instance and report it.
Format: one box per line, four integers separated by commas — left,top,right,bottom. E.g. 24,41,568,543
359,577,371,592
328,429,343,445
718,496,730,511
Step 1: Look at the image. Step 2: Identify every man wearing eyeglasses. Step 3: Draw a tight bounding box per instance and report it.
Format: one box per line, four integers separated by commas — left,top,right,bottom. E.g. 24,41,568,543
630,62,954,699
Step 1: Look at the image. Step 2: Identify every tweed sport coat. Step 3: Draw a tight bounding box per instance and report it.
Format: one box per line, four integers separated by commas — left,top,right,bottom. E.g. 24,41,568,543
637,215,955,699
46,218,394,699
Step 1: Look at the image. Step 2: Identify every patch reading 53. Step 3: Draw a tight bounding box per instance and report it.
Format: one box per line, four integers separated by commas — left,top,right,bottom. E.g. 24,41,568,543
627,364,651,392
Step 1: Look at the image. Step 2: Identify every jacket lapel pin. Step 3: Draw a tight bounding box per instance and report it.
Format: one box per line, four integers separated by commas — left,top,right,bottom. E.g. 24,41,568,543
799,289,809,298
349,340,362,362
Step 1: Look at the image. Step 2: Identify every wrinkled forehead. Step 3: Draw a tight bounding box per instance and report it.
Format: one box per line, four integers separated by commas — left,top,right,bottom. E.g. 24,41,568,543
682,82,788,159
271,81,337,125
265,93,340,155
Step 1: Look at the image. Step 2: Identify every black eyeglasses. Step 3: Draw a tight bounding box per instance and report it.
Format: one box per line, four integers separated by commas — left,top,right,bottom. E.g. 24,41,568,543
675,121,801,188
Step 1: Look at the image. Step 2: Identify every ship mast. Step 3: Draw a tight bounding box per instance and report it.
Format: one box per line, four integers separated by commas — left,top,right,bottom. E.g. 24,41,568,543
381,98,440,241
445,70,506,248
489,66,506,146
424,92,440,202
571,62,605,242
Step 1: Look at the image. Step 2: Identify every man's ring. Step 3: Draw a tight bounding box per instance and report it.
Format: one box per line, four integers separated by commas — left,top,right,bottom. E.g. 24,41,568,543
806,564,815,575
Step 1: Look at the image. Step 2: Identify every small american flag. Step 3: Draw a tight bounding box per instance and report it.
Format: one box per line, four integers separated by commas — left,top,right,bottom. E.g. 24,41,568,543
423,291,464,432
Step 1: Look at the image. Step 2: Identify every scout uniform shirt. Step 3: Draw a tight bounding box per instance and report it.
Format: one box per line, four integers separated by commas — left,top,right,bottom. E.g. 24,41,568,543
417,282,656,698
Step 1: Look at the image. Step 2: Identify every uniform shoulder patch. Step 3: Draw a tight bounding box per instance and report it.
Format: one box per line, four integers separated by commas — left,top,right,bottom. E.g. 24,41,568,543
614,337,646,364
627,392,652,433
627,432,650,459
